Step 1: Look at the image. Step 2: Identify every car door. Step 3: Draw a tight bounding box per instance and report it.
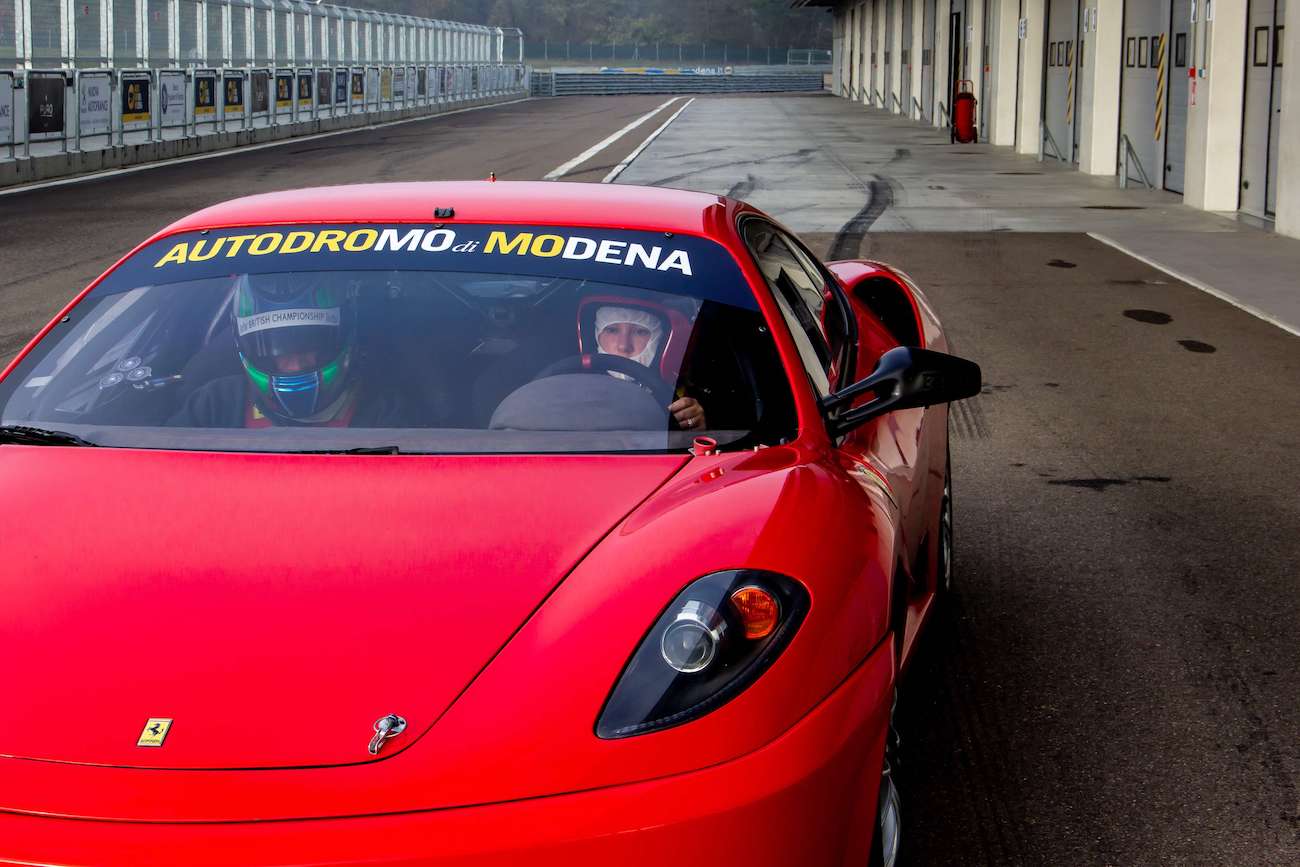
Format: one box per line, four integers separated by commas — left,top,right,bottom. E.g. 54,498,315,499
739,219,933,659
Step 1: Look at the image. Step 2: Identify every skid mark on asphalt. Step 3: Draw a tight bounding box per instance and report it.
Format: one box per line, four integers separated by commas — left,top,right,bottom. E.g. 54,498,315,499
726,173,760,201
950,398,990,440
645,148,817,188
1046,475,1172,491
827,177,895,261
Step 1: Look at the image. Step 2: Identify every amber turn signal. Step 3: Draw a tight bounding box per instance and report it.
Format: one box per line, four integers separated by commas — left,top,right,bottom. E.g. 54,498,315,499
730,585,781,640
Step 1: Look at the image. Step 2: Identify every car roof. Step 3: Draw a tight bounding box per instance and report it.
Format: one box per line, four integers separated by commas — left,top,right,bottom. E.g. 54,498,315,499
162,182,734,238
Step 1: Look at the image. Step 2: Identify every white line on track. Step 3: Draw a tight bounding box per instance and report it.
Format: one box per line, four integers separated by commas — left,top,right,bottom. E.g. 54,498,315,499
543,97,683,181
0,97,531,197
602,97,695,184
1088,232,1300,338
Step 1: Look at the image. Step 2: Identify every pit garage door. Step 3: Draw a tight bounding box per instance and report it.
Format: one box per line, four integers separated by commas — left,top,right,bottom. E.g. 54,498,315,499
902,0,914,113
1044,0,1081,163
1164,0,1192,193
1241,0,1286,217
923,0,937,121
1120,0,1170,188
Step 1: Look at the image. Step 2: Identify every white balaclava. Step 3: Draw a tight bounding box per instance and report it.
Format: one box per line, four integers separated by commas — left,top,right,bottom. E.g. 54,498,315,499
595,305,664,371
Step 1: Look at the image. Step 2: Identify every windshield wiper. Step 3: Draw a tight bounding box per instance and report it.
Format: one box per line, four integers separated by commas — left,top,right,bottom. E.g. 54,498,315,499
0,425,98,447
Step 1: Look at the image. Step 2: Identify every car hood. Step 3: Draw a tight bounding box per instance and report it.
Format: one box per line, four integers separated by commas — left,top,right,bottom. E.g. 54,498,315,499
0,446,684,770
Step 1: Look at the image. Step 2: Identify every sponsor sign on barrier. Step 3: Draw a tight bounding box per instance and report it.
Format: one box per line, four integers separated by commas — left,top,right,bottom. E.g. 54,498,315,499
367,67,380,105
0,73,13,145
394,68,407,101
79,72,112,136
194,71,217,118
159,71,185,128
251,70,270,116
418,67,427,97
335,69,348,107
380,68,393,101
351,70,364,105
28,73,66,138
275,70,293,112
297,70,313,107
316,70,332,106
223,74,245,118
121,73,151,128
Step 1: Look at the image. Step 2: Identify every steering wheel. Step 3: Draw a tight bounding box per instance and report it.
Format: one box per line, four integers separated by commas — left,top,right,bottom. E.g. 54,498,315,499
533,353,674,409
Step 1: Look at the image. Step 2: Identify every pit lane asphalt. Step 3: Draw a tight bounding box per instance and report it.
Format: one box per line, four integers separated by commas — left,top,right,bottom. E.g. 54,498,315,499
0,94,671,364
796,231,1300,866
2,95,1297,866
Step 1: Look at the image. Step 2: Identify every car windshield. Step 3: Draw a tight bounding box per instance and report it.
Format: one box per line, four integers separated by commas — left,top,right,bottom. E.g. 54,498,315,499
0,223,797,454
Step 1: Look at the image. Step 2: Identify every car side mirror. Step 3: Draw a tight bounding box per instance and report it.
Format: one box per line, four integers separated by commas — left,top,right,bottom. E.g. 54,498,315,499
821,346,982,438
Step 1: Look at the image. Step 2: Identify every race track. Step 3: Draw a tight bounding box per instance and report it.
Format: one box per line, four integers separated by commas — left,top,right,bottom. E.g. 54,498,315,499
1,93,1296,866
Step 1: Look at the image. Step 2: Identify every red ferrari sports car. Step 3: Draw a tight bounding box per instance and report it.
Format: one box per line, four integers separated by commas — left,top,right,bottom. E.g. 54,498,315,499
0,181,979,866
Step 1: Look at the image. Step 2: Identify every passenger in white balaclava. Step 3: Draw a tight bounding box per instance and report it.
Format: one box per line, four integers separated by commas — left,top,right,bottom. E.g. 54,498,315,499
594,305,707,431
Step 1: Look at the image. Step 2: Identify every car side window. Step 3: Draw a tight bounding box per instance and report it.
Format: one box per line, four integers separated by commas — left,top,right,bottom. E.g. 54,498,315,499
741,219,836,395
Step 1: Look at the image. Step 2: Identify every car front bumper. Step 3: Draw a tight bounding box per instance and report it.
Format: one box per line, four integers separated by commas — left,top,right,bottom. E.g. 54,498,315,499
0,642,892,867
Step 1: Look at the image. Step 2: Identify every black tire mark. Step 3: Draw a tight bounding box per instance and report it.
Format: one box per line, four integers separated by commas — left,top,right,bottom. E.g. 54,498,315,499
726,173,759,201
828,176,895,261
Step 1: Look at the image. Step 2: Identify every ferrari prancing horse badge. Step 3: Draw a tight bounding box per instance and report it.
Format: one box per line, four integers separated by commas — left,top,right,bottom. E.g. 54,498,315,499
137,718,173,747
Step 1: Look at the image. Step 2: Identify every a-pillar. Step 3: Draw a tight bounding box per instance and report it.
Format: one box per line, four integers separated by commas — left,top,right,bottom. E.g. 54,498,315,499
1016,0,1045,153
986,0,1018,144
1276,4,1300,239
933,0,951,126
1182,0,1246,208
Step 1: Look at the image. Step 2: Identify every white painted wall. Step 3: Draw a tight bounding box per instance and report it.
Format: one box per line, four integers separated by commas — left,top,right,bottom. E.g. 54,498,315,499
1183,0,1246,211
911,0,926,117
934,0,952,125
1077,0,1121,175
823,0,1300,239
1017,0,1046,153
1277,4,1300,237
988,0,1019,145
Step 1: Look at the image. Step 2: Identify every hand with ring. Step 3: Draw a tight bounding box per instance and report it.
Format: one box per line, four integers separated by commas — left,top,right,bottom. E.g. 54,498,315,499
669,396,706,431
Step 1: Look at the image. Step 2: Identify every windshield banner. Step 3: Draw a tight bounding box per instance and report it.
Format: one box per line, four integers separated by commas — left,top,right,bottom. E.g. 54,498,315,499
99,224,756,310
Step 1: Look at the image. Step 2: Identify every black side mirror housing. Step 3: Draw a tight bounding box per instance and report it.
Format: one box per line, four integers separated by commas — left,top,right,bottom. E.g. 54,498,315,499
821,346,982,437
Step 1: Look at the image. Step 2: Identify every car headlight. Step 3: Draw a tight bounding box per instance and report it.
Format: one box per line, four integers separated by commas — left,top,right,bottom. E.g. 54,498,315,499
596,570,810,739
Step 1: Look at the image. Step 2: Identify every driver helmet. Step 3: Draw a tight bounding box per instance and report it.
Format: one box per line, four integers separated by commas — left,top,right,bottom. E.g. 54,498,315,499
232,272,358,422
577,293,697,383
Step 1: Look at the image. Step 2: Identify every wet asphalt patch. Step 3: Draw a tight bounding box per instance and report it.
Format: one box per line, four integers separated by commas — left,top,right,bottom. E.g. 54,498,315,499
1124,309,1174,324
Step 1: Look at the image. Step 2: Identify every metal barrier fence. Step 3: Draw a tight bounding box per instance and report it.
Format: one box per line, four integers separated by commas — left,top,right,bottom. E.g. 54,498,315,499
0,1,522,70
533,71,825,98
525,40,831,68
1,62,529,160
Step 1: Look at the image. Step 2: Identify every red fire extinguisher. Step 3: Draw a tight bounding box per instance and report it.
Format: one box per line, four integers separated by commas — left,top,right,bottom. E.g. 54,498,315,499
951,80,978,144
